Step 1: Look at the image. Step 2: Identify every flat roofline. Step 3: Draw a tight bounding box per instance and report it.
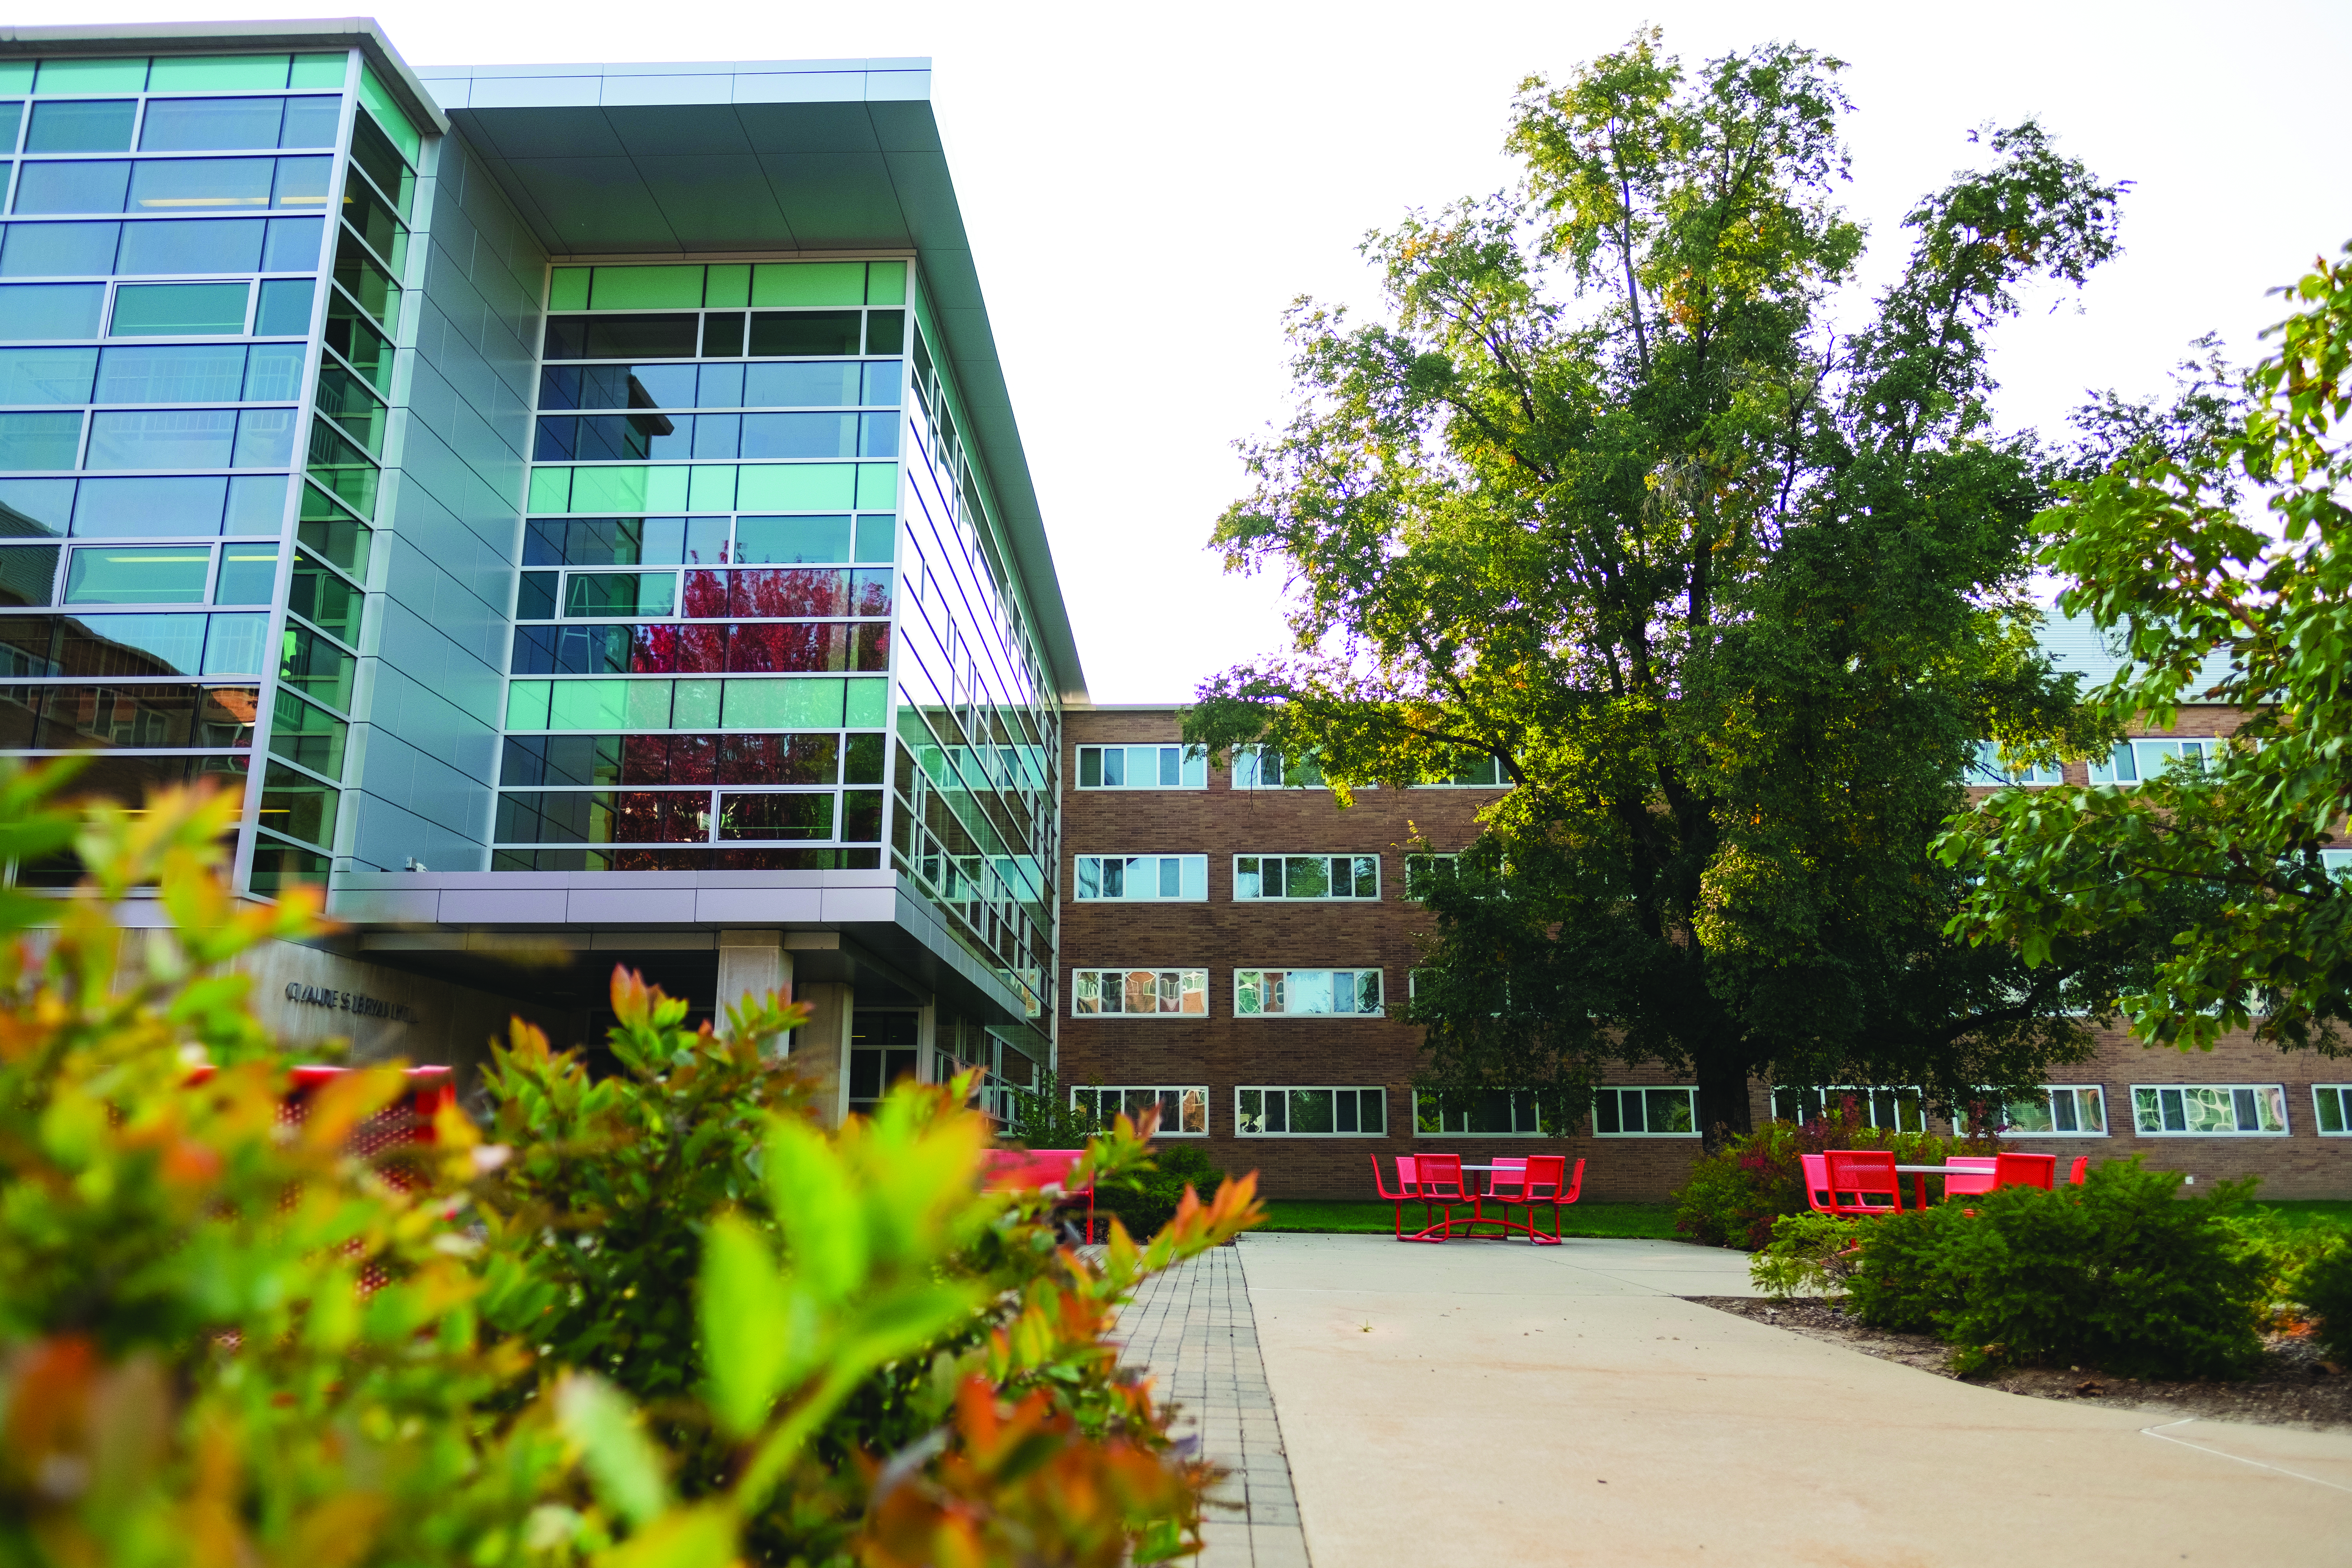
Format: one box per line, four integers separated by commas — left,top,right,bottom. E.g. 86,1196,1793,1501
413,56,931,80
0,17,449,135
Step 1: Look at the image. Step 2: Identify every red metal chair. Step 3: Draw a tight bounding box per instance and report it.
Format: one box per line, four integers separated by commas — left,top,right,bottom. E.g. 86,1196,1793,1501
980,1148,1098,1241
1370,1153,1438,1241
1941,1156,1999,1202
1516,1155,1578,1244
1800,1152,1835,1213
1412,1152,1469,1240
1821,1151,1905,1217
1993,1152,2056,1191
2067,1155,2089,1185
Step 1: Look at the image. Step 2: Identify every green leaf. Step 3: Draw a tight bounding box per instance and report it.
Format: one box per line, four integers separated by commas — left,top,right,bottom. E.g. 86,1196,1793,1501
697,1213,791,1436
555,1372,669,1528
762,1120,868,1302
595,1504,738,1568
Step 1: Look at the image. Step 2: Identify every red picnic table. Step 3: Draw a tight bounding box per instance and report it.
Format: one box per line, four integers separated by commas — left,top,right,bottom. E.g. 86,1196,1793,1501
1368,1153,1584,1244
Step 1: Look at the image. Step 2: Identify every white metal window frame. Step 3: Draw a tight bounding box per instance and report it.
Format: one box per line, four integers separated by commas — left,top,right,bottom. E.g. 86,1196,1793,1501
1233,967,1385,1018
1071,1085,1209,1136
1232,744,1358,790
1073,853,1207,901
1232,853,1380,901
2087,737,2231,786
2130,1083,2290,1136
1070,967,1209,1018
1966,741,2064,786
1074,743,1206,789
1592,1085,1701,1137
2312,1085,2352,1136
1411,1089,1552,1137
1406,756,1506,788
1771,1086,1927,1134
1233,1085,1389,1137
1990,1084,2109,1137
1402,852,1457,901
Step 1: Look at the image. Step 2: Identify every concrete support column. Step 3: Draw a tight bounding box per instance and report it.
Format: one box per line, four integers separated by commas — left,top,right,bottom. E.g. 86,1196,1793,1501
715,929,790,1044
795,981,853,1127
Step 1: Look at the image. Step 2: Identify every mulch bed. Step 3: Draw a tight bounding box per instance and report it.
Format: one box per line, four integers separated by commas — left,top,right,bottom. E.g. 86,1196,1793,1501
1688,1295,2352,1431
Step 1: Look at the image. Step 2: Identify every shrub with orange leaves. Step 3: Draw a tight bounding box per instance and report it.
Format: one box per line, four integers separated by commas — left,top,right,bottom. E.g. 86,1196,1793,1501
0,760,1265,1568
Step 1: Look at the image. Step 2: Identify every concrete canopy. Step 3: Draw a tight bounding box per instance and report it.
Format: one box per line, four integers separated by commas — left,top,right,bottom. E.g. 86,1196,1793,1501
416,56,1088,705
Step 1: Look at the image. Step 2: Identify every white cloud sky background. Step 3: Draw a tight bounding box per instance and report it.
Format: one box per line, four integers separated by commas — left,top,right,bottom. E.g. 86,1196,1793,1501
75,0,2352,699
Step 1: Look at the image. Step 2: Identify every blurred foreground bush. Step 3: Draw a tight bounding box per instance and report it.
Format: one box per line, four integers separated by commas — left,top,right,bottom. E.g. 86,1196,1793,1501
0,765,1259,1568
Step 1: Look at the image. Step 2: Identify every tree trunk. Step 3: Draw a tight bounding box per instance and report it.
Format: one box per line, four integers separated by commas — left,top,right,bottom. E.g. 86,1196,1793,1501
1695,1049,1756,1153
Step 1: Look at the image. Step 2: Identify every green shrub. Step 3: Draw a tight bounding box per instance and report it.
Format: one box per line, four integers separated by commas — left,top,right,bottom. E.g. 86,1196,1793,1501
2297,1237,2352,1361
1749,1212,1867,1300
1845,1206,1971,1332
1850,1156,2270,1379
1672,1099,2001,1248
1098,1142,1227,1239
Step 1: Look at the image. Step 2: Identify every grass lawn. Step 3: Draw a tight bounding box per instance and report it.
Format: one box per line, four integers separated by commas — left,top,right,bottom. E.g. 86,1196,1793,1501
1257,1198,1684,1240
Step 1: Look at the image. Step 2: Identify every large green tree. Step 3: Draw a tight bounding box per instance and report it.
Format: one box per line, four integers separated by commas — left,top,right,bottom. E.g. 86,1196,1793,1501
1183,30,2185,1140
1942,248,2352,1057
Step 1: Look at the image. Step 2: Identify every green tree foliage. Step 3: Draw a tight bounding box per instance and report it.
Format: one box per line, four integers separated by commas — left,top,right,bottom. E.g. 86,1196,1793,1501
0,766,1263,1568
1942,248,2352,1055
1184,28,2167,1136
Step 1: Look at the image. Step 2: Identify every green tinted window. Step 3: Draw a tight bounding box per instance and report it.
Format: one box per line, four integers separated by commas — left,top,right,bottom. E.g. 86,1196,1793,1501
146,55,292,92
111,282,248,336
288,54,348,90
565,572,676,618
590,265,704,310
64,543,212,604
751,262,865,307
34,59,150,95
355,63,420,163
548,267,590,312
269,687,347,775
259,759,337,846
213,543,278,605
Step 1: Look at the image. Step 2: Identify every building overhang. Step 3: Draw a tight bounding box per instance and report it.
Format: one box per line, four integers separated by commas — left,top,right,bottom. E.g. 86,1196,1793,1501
411,56,1087,705
330,868,1038,1027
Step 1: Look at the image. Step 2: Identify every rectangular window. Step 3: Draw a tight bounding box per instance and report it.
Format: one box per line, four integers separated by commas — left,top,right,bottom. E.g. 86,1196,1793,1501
1233,744,1325,789
1410,755,1504,787
1992,1085,2108,1136
1073,853,1206,901
1234,853,1379,900
1592,1087,1700,1136
1966,741,2065,786
1413,1089,1550,1136
1403,853,1459,900
2087,737,2234,786
1074,742,1206,789
1070,968,1208,1017
1234,968,1383,1017
1071,1085,1209,1136
2313,1086,2352,1136
2131,1084,2289,1136
1236,1087,1388,1136
1771,1086,1926,1133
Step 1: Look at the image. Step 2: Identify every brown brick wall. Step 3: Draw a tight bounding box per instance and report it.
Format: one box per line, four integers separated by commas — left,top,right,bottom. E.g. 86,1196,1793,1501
1057,707,2352,1202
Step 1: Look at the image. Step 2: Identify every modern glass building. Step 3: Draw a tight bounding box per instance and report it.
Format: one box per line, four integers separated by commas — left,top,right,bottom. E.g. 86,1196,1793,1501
0,21,1084,1114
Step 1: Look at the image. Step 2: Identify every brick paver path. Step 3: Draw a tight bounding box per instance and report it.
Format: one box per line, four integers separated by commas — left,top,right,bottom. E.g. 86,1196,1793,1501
1114,1242,1310,1567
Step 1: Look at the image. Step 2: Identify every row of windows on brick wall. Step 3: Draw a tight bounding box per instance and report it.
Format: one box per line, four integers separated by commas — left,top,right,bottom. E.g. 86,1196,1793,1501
1073,853,1461,902
1058,1083,2352,1140
1069,967,1385,1018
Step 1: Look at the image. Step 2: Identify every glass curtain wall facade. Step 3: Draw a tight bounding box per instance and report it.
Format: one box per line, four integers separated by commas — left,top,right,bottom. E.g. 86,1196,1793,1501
896,283,1058,1019
497,262,1058,1018
0,47,420,891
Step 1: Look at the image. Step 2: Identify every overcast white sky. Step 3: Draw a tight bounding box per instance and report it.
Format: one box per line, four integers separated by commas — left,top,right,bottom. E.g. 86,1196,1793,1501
86,1,2352,699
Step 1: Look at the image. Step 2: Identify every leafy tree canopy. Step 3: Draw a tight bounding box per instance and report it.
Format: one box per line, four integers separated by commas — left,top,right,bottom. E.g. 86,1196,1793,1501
1942,247,2352,1056
1181,28,2187,1138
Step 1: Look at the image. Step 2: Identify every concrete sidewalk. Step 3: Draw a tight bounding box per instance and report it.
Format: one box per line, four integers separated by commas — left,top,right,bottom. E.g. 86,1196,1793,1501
1240,1231,2352,1566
